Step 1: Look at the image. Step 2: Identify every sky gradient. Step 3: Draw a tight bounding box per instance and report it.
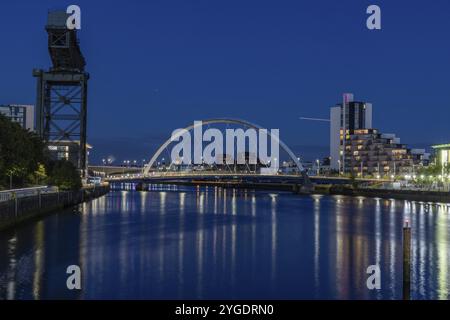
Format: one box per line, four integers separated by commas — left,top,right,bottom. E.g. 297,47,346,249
1,0,449,163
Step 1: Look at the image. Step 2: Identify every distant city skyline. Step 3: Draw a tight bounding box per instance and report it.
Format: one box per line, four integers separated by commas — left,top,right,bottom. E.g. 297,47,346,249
0,0,449,163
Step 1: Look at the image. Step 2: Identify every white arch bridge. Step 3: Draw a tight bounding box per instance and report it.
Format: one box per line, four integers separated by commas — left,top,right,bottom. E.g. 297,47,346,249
141,118,307,178
92,118,310,185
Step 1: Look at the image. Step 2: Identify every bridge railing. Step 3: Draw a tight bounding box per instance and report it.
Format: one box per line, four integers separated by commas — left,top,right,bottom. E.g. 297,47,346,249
106,170,307,181
0,186,58,203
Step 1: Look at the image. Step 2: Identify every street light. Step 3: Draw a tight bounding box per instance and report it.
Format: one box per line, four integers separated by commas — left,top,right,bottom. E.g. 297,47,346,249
316,159,320,176
360,161,363,178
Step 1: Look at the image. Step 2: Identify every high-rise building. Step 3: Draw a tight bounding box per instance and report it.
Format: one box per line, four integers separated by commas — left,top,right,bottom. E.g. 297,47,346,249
0,104,34,131
330,94,372,171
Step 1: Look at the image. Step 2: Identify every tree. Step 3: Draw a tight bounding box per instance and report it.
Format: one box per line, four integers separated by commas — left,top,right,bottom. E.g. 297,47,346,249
48,160,82,191
417,164,442,177
0,114,46,188
349,171,359,189
30,163,48,185
1,114,83,191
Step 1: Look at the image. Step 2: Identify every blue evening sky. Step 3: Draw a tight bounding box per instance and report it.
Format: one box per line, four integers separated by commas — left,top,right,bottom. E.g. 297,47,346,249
1,0,449,163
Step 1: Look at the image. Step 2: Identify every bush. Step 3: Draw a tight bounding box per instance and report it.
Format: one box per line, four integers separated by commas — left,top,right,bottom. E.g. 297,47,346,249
47,160,82,191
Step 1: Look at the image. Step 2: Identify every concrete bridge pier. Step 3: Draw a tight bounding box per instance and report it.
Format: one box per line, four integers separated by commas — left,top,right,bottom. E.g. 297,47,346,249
293,183,313,194
136,182,148,191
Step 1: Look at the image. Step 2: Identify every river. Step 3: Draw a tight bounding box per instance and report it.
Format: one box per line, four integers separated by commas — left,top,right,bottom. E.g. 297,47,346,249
1,184,449,299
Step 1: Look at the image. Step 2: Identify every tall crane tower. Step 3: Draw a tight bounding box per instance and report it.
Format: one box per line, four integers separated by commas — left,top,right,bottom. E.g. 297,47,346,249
33,11,89,177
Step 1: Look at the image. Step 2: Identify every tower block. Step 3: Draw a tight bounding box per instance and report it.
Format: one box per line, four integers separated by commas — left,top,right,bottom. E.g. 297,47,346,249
33,11,89,176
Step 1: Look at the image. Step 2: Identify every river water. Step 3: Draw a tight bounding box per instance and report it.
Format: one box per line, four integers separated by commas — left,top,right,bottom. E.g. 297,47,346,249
1,184,449,299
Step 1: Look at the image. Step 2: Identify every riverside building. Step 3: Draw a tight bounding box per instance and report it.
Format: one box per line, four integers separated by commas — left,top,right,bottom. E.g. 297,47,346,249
344,129,428,177
330,94,372,171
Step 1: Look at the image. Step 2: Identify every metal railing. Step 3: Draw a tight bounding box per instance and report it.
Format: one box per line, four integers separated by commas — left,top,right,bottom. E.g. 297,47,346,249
0,186,58,202
0,185,110,230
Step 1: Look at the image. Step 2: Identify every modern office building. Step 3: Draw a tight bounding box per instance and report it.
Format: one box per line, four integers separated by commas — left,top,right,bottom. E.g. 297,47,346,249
330,94,372,171
344,129,428,177
0,104,34,131
431,143,450,169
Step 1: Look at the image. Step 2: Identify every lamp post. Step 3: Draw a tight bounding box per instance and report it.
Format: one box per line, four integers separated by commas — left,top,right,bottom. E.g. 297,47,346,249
316,159,320,176
338,159,341,176
393,161,396,177
360,161,364,178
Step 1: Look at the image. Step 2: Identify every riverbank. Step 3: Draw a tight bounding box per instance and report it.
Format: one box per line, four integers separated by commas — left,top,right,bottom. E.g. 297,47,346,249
133,180,450,204
0,185,110,231
310,184,450,203
190,181,450,203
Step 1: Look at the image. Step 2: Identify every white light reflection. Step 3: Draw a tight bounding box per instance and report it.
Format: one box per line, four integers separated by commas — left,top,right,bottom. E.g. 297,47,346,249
178,193,185,297
436,205,448,299
374,197,382,299
389,199,397,298
313,194,321,297
6,236,17,300
271,193,277,286
32,221,45,300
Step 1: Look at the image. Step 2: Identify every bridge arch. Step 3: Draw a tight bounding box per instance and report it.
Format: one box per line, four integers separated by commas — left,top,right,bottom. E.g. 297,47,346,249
143,118,305,176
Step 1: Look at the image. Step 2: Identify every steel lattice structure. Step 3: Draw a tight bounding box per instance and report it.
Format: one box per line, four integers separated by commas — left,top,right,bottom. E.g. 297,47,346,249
33,11,89,176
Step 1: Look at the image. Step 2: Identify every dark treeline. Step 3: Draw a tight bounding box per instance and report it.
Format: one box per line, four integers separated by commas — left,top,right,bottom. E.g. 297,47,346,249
0,114,81,191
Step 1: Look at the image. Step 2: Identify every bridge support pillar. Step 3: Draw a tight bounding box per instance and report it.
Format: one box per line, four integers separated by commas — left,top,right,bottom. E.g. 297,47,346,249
136,182,148,191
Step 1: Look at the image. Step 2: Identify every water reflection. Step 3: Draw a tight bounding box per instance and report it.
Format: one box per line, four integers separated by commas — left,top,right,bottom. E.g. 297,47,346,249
6,236,17,300
1,185,450,299
313,194,320,298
